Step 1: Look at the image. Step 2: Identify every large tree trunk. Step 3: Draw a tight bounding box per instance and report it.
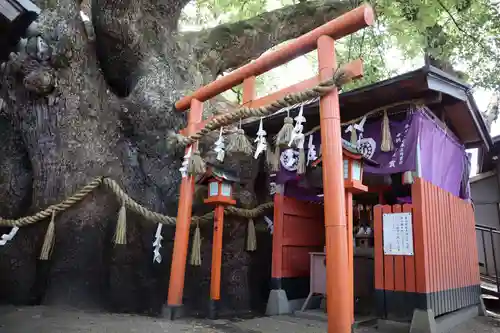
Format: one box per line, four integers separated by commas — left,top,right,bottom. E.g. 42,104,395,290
0,0,349,315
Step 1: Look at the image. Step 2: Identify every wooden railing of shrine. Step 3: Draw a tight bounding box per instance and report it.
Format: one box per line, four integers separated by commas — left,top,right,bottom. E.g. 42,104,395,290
374,177,480,320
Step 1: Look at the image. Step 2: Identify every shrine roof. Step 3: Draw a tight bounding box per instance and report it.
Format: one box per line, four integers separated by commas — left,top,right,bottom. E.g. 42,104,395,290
196,162,241,185
243,65,492,151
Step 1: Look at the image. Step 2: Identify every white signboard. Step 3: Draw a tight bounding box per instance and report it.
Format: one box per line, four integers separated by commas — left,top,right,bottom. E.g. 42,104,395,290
383,212,414,256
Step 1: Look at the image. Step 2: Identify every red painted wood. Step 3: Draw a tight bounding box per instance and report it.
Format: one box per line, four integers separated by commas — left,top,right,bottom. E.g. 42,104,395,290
382,205,395,291
403,204,416,293
374,205,384,290
392,205,406,292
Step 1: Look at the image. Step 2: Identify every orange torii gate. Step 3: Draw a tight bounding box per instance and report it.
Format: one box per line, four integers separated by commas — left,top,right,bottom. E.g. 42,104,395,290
167,5,375,333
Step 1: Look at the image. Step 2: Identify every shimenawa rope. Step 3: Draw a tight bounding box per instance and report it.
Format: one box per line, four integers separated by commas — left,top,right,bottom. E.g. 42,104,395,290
0,177,274,228
170,67,353,147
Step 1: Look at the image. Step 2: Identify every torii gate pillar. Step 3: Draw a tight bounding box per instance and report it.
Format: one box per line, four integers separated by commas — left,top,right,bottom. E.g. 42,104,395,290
318,35,351,333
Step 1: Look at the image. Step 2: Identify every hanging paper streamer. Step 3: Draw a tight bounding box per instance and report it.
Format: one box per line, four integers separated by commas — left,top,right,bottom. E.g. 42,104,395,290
288,105,306,147
0,227,19,246
153,223,163,263
345,115,367,146
306,134,317,166
254,118,267,159
263,216,274,234
179,146,192,178
288,105,306,174
214,127,225,162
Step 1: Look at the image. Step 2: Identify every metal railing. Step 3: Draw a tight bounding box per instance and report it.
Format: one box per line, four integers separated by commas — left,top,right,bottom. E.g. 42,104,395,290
476,224,500,297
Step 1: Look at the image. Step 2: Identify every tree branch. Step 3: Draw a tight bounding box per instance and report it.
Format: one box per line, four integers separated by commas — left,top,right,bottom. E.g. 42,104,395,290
189,0,352,76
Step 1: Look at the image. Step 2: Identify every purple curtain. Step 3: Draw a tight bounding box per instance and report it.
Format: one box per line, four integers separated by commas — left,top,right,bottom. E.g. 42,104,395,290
416,111,467,198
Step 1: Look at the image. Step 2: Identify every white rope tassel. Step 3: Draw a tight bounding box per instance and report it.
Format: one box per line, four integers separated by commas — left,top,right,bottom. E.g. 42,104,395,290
214,127,225,162
254,118,267,159
152,223,163,263
381,110,394,152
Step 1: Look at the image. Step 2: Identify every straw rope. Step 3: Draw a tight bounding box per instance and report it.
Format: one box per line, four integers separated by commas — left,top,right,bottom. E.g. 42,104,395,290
171,67,353,147
0,177,274,228
302,97,433,137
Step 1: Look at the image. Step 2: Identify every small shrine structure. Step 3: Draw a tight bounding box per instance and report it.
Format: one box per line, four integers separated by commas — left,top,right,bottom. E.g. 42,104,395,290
167,4,490,333
242,65,490,329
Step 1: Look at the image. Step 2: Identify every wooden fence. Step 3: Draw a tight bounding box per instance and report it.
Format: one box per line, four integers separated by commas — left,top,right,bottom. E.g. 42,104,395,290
374,177,480,319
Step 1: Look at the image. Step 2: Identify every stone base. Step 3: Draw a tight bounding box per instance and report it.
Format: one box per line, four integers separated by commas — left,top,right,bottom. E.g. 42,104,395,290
208,299,219,320
162,305,184,320
266,289,290,315
379,304,481,333
409,309,437,333
433,305,479,333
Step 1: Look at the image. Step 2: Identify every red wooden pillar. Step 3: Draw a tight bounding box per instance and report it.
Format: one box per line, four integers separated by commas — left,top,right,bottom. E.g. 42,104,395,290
209,205,225,318
242,76,256,104
345,190,354,324
317,35,350,333
166,99,203,318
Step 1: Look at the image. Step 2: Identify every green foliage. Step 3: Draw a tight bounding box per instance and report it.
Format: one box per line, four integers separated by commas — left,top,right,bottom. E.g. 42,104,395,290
181,0,500,97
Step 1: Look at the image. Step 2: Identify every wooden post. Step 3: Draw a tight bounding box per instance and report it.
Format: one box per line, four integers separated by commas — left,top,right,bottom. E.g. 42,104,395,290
209,204,225,319
166,99,203,319
346,190,354,324
242,76,256,105
317,35,351,333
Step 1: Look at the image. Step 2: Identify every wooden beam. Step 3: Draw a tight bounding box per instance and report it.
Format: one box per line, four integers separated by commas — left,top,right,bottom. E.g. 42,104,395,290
179,59,363,136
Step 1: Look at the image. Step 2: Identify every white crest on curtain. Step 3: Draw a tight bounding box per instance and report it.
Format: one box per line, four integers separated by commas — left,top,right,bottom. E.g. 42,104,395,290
0,227,19,246
214,127,225,162
357,137,376,159
152,223,163,263
280,148,299,171
179,146,192,178
254,118,267,159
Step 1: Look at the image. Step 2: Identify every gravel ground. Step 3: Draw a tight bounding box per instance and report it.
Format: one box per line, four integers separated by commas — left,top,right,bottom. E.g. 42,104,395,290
0,306,499,333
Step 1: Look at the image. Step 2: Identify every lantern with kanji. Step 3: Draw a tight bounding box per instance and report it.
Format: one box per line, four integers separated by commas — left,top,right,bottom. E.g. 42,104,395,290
197,163,240,319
